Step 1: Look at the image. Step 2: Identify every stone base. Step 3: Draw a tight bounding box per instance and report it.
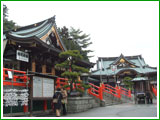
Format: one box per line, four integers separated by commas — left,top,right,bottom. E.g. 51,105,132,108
67,96,99,113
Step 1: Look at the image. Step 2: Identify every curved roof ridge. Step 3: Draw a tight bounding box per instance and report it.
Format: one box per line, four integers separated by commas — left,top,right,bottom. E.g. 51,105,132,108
11,20,49,35
5,15,67,52
137,56,145,73
14,16,55,32
52,22,67,51
111,54,136,65
10,22,52,38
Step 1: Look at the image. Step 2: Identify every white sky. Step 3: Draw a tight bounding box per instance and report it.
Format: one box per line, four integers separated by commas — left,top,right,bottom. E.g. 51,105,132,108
2,1,159,68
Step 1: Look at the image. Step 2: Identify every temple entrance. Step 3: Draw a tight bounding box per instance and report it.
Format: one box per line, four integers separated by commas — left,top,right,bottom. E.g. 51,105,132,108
116,69,138,88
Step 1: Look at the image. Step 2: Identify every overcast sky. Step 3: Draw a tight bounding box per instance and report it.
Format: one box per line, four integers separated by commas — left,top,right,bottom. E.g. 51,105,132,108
2,1,159,68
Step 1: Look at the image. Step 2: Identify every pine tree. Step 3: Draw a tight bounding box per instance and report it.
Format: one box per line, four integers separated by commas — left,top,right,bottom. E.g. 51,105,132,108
58,26,94,62
55,50,90,95
123,77,134,90
3,4,17,31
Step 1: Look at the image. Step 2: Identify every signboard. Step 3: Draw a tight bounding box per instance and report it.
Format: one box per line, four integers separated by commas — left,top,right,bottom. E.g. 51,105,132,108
16,50,29,62
33,76,54,98
117,81,120,84
43,78,54,97
33,76,43,97
111,65,117,72
8,71,13,79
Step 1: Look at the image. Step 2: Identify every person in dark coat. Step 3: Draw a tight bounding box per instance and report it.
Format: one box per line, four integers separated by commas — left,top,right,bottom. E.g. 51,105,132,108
149,91,153,104
146,91,150,104
146,90,153,104
53,88,63,117
61,88,68,115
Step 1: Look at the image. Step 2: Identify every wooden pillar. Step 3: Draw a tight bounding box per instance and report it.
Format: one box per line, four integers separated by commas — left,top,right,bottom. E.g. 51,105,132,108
29,75,33,116
42,63,47,111
51,66,55,75
32,59,36,72
30,99,33,116
42,64,46,73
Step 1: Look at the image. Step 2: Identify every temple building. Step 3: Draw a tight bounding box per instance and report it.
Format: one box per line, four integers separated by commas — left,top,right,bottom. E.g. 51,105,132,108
91,54,157,93
3,16,93,115
3,16,93,73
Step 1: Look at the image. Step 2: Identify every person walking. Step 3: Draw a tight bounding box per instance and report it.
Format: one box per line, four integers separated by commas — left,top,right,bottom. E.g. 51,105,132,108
53,88,63,117
61,88,68,115
146,91,150,104
149,91,153,104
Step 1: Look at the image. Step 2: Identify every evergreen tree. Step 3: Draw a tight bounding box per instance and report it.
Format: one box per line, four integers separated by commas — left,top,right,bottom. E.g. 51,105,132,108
123,77,134,90
3,4,16,31
58,26,94,62
55,50,90,95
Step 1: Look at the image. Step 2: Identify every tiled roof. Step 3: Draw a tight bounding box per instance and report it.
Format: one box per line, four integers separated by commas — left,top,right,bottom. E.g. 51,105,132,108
5,16,67,51
92,54,157,76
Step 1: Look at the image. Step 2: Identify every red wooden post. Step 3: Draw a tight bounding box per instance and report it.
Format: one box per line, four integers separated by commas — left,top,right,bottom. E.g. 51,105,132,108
115,86,119,89
152,87,157,96
99,84,103,100
3,68,6,81
23,105,28,113
23,74,27,83
116,86,121,99
155,88,157,96
43,100,47,111
56,78,60,88
101,83,105,91
88,87,91,94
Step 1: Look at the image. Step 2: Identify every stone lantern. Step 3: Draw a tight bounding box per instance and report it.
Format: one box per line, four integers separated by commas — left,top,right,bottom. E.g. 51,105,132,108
81,73,89,96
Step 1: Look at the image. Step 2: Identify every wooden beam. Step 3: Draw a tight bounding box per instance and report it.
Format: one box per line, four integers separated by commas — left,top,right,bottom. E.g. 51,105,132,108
52,27,65,51
32,59,36,72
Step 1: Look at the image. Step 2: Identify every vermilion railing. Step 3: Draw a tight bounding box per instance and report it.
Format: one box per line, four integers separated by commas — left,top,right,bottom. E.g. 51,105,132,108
88,83,122,100
120,87,131,98
3,68,29,87
3,68,30,113
56,77,68,88
88,83,103,100
152,87,157,96
103,84,121,99
56,77,132,101
56,78,85,91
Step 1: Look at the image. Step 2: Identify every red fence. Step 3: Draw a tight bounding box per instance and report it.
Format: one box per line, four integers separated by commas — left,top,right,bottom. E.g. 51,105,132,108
56,77,68,89
88,83,132,100
88,83,103,100
55,77,131,101
120,87,131,98
56,78,85,91
103,84,121,99
3,68,30,113
3,68,29,87
152,87,157,96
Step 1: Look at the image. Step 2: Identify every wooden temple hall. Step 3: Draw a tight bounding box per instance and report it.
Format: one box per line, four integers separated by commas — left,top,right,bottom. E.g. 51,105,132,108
3,16,93,115
91,54,157,93
3,16,93,73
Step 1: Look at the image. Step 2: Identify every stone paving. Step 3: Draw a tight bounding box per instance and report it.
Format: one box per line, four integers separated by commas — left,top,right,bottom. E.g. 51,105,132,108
64,101,157,117
39,99,157,118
